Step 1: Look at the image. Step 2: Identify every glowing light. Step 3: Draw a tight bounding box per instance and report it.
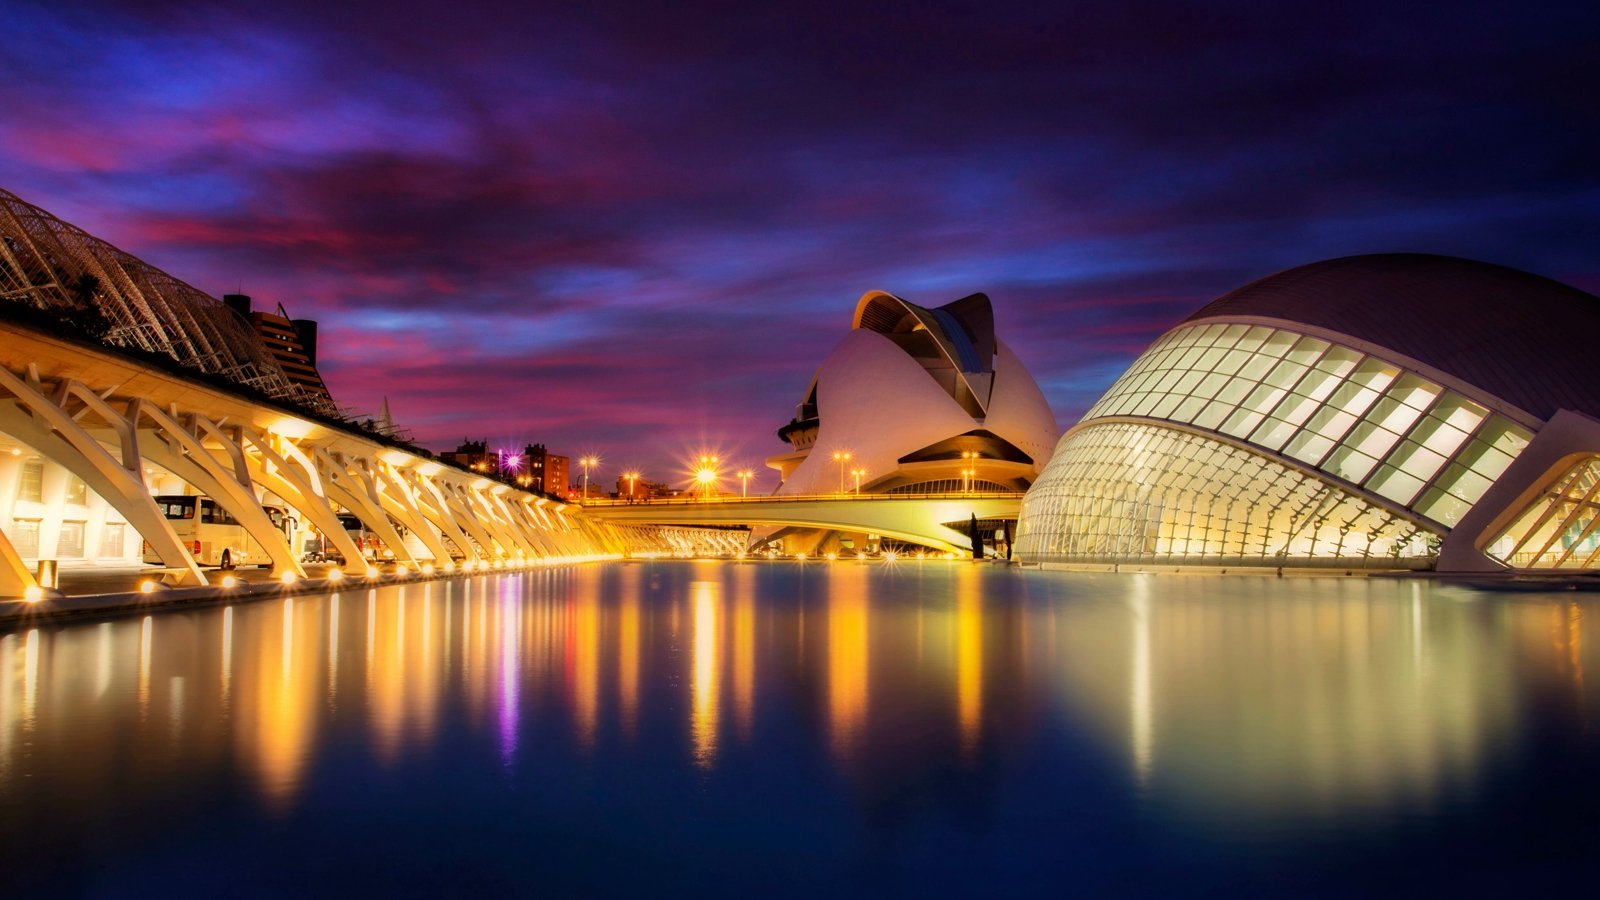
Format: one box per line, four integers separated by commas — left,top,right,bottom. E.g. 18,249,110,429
366,566,380,579
23,585,43,603
327,569,345,582
443,561,456,573
884,551,899,563
832,450,853,493
423,563,436,575
139,579,159,593
395,564,409,577
279,571,298,586
266,416,316,440
795,552,807,561
220,575,239,589
826,552,838,561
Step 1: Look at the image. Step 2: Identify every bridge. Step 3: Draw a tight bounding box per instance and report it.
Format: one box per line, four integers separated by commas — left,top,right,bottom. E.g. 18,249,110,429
581,492,1023,555
0,188,642,600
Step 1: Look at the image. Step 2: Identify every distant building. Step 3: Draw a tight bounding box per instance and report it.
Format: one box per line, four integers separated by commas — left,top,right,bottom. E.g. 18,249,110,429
615,477,677,501
522,444,567,495
436,440,568,495
221,294,333,405
438,439,493,474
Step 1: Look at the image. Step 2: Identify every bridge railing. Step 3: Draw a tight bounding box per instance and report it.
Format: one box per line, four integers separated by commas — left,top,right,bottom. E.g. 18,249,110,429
580,491,1024,508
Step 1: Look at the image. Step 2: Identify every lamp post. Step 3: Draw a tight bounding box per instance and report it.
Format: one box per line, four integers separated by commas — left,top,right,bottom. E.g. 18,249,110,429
579,455,598,498
851,467,865,495
695,457,719,501
832,450,852,494
960,450,981,494
623,470,639,503
737,469,753,498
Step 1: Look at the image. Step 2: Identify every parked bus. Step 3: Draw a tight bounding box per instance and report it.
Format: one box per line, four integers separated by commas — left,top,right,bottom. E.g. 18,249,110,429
302,512,386,565
141,495,294,569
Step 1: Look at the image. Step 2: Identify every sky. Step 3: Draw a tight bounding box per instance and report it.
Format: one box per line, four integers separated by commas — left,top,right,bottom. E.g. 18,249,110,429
2,0,1596,491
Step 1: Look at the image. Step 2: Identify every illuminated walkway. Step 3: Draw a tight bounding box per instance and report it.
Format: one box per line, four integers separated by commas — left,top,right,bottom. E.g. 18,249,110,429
583,492,1023,555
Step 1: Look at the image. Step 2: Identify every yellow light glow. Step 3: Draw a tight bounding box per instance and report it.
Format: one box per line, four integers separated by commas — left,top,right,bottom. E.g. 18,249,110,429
23,585,44,603
826,552,837,561
422,563,436,575
443,561,456,573
327,569,344,582
395,564,409,577
221,575,239,589
380,449,411,467
139,579,158,593
695,468,717,485
279,571,298,586
795,552,807,561
884,551,898,563
366,566,380,579
266,416,316,440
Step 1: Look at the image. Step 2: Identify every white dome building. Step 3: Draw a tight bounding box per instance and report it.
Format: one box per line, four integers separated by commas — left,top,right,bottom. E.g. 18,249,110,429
768,291,1058,504
1016,254,1600,573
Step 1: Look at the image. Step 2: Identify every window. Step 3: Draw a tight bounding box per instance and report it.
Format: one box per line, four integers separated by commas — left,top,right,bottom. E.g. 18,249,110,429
56,521,85,558
18,459,42,503
10,519,40,557
65,475,88,506
98,522,126,558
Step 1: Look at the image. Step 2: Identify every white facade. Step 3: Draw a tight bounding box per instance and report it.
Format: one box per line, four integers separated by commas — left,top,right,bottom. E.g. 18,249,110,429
1017,255,1600,572
769,291,1058,498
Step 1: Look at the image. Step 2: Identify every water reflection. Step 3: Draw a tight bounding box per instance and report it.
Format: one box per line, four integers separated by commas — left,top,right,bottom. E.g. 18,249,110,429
1,563,1599,879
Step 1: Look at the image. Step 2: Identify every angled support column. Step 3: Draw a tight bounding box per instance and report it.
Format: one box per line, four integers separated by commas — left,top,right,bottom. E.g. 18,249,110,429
370,463,453,564
239,431,368,572
310,448,417,567
129,403,302,577
0,369,204,585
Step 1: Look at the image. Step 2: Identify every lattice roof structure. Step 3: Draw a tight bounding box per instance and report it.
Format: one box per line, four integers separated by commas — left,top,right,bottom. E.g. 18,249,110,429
0,187,340,419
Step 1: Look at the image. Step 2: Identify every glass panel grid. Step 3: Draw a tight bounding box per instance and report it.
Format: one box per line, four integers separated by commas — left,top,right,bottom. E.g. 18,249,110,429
1017,422,1438,567
1078,322,1533,527
1486,457,1600,569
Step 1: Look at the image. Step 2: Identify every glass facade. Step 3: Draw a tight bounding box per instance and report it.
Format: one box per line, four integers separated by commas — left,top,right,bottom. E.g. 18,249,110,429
1020,321,1538,568
1016,422,1438,567
1081,323,1530,527
1485,457,1600,569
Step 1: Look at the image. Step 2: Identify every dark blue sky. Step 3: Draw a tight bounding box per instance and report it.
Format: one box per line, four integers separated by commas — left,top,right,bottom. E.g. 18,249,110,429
2,0,1596,488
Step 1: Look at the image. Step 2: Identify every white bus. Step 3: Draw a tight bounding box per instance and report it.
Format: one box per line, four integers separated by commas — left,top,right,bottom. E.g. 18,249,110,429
142,495,294,569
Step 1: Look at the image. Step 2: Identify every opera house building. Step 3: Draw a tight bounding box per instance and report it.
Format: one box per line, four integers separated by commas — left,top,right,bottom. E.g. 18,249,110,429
1016,254,1600,573
764,290,1058,553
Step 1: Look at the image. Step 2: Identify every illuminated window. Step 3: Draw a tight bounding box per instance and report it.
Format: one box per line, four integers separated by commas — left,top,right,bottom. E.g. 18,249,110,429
1016,422,1437,567
57,521,85,558
1078,322,1530,529
98,521,127,558
1485,457,1600,569
17,459,42,503
9,519,40,557
65,475,88,506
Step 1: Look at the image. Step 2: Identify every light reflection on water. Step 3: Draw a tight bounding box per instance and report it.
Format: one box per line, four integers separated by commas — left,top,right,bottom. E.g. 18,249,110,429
1,562,1598,893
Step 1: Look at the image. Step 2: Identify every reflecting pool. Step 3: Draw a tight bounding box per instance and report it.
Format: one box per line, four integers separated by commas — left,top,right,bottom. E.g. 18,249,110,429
3,562,1600,896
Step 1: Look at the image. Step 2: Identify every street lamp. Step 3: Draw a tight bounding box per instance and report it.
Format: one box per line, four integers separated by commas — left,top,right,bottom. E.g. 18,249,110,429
850,467,865,495
579,455,599,498
737,469,753,498
623,470,639,503
960,450,981,494
695,460,719,501
832,450,852,494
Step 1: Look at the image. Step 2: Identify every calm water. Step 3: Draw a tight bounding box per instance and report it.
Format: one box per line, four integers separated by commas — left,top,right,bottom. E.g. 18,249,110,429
3,562,1599,897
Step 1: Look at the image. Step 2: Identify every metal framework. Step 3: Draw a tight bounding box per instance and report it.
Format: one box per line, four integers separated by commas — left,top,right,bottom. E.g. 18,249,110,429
0,188,340,419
